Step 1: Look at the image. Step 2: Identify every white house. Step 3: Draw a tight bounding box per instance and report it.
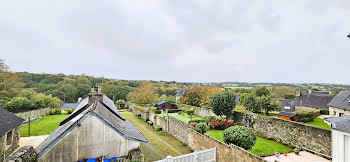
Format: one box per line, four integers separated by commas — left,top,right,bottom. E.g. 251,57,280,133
325,116,350,162
328,90,350,117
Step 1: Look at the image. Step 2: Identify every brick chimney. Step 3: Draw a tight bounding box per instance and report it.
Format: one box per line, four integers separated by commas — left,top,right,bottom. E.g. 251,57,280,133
88,86,103,105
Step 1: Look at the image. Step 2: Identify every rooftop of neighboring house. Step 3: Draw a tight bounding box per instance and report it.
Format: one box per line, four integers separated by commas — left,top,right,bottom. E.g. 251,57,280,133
0,107,24,136
281,90,334,110
327,90,350,110
175,88,185,97
154,101,167,106
36,89,147,155
325,115,350,134
60,103,80,108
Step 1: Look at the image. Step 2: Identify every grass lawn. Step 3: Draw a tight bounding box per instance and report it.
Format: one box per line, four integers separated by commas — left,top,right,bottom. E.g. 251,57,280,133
158,113,204,123
305,118,331,130
121,111,192,162
206,130,292,156
20,115,69,137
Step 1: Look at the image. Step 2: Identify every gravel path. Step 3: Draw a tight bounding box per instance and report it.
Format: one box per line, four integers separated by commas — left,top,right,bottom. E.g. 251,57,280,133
19,135,49,148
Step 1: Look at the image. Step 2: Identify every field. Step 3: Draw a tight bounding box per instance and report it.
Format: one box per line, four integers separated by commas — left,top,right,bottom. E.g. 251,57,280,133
305,118,331,130
206,130,292,156
158,113,204,123
20,114,69,137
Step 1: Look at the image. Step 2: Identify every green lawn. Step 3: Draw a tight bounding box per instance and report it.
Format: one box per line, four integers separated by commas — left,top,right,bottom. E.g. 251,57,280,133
206,130,292,156
20,115,69,137
305,118,331,130
158,113,204,123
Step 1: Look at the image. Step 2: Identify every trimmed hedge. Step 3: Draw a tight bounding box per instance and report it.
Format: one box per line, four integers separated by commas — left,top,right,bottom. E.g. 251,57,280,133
223,126,256,150
297,111,315,122
320,109,329,115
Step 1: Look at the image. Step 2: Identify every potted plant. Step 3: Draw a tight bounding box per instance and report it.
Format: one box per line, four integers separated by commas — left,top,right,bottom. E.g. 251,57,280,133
283,152,287,156
275,152,280,158
294,148,300,155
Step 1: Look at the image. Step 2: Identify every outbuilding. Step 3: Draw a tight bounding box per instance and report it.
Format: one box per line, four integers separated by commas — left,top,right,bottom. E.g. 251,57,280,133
36,88,147,162
153,101,177,111
0,107,24,161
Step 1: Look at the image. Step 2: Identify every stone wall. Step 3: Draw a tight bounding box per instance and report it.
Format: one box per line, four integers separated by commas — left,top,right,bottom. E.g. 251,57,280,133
4,146,37,162
15,108,51,122
0,126,21,161
233,112,332,156
329,106,350,117
194,107,216,117
167,117,191,145
188,129,264,162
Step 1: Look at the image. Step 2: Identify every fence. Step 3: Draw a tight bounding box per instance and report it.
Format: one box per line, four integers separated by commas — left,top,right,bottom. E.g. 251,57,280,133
15,107,51,123
156,148,216,162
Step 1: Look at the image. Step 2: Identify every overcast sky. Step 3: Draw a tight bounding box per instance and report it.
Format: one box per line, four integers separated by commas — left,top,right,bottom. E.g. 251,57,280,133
1,1,350,84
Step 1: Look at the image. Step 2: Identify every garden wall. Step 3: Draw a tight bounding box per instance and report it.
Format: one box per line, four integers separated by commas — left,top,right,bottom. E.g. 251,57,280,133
178,104,215,117
4,146,37,162
188,129,264,162
167,117,191,145
15,108,51,123
233,112,332,156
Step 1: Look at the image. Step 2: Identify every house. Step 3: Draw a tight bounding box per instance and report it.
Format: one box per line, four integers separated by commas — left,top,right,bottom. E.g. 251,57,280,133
35,88,148,162
278,101,299,121
325,116,350,162
327,90,350,117
283,90,334,111
153,101,177,111
175,88,185,103
0,107,24,161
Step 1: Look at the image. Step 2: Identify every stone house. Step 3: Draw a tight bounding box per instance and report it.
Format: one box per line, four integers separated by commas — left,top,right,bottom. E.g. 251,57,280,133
0,107,24,161
35,89,148,162
327,90,350,117
175,88,185,103
325,116,350,161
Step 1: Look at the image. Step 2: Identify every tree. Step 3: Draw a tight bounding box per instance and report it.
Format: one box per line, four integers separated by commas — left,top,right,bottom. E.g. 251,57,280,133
254,87,270,97
239,93,260,113
128,82,158,104
77,84,91,98
0,58,9,72
0,72,21,100
257,95,271,115
180,85,222,107
223,126,256,150
210,92,236,118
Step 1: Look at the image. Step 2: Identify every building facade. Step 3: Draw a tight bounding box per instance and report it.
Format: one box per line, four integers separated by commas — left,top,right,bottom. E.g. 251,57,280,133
326,116,350,162
328,90,350,117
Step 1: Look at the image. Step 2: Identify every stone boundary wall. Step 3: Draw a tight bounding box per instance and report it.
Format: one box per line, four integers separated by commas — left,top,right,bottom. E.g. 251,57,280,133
233,112,332,156
178,104,215,117
15,108,51,122
4,146,37,162
167,117,191,145
188,129,265,162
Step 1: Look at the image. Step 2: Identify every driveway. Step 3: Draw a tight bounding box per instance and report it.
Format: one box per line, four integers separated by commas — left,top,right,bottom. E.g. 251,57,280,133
19,135,49,148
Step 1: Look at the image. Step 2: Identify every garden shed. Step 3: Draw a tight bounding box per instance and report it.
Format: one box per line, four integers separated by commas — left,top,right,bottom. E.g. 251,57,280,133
36,88,147,162
153,101,177,111
0,107,24,161
278,101,299,121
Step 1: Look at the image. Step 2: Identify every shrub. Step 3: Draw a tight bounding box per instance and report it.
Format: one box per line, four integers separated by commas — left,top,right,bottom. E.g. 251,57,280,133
186,109,194,115
210,119,235,130
223,126,256,150
50,108,61,115
204,116,216,123
283,94,295,99
296,111,315,122
150,107,157,111
66,108,75,114
320,109,329,115
210,92,236,117
193,122,208,134
189,118,206,123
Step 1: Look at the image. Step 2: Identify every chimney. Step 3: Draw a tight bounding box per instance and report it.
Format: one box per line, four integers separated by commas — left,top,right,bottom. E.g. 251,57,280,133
309,89,312,94
88,86,103,105
296,90,301,97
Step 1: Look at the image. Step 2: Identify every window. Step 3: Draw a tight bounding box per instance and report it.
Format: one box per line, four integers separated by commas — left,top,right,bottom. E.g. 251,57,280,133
333,111,337,116
6,130,13,145
339,113,344,117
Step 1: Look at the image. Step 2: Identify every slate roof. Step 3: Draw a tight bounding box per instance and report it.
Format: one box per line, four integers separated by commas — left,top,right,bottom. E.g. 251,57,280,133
327,90,350,110
60,103,80,108
279,99,296,112
325,116,350,134
281,91,334,110
36,93,147,157
0,107,24,136
278,111,296,117
175,88,185,97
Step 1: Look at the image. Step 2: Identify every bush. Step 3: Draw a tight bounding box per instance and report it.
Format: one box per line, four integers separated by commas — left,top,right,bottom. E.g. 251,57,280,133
4,97,34,113
150,107,157,111
223,126,256,150
66,108,75,114
50,108,62,115
283,94,295,99
296,111,316,122
320,109,329,115
189,118,206,123
210,92,236,117
204,116,216,123
193,123,208,134
186,109,194,115
210,119,235,130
